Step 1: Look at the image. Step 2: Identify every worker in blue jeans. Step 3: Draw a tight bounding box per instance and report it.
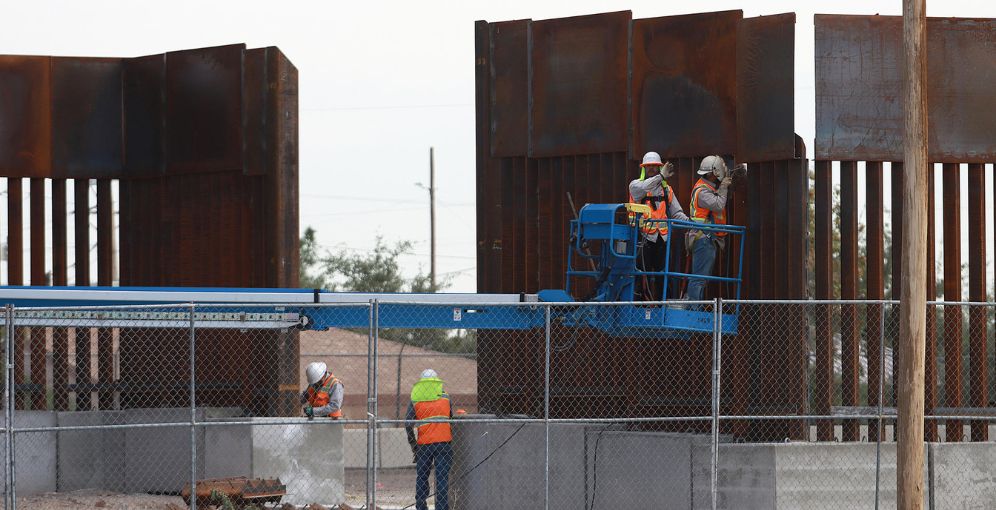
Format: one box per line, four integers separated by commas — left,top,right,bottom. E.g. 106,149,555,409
687,156,740,302
406,369,453,510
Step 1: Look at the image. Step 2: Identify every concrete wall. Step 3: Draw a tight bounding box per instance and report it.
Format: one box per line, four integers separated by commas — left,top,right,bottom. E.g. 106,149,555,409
450,419,944,510
0,411,57,496
343,427,415,469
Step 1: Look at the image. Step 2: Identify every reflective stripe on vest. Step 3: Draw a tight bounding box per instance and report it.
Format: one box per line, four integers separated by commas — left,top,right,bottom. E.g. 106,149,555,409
308,372,343,419
689,178,727,237
628,186,672,236
414,397,453,444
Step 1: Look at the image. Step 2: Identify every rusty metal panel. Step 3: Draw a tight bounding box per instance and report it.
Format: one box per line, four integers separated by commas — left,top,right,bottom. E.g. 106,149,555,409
816,15,996,163
51,58,123,178
123,54,165,176
8,178,23,284
165,44,245,174
0,56,51,177
489,20,530,157
736,13,796,162
243,48,268,176
813,160,833,440
529,11,630,157
631,11,740,160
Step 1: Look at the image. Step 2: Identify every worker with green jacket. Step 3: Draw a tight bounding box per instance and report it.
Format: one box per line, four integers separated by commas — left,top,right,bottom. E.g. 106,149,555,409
405,369,453,510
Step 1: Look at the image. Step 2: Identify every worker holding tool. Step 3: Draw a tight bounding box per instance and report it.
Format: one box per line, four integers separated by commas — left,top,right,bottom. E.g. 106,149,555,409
405,368,453,510
629,151,689,300
686,156,744,302
301,361,343,419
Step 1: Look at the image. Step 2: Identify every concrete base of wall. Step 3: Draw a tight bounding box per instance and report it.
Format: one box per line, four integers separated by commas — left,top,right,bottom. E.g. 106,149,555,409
449,418,966,510
2,408,345,508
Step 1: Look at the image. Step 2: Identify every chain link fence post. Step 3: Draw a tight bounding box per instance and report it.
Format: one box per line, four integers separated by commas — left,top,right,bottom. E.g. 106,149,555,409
371,299,380,509
544,304,551,510
4,305,12,510
366,300,374,510
711,297,722,510
189,304,197,510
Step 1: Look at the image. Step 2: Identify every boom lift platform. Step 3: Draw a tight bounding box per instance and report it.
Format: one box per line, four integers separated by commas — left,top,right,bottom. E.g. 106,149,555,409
0,204,743,337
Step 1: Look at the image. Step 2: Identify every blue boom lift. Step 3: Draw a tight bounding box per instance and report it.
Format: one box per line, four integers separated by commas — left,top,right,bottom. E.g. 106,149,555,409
0,204,743,336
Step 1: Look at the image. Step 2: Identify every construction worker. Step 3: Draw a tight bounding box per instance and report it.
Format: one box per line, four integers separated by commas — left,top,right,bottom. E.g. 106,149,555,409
629,151,690,300
686,156,741,302
405,369,453,510
301,361,343,419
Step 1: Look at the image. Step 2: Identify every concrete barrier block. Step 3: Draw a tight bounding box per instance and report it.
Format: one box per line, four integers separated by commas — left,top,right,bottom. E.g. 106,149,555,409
0,411,57,496
251,419,344,506
56,410,126,492
930,441,996,510
343,428,368,469
203,418,252,479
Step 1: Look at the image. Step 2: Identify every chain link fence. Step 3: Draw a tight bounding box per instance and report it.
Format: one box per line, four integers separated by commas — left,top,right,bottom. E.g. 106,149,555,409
0,299,994,509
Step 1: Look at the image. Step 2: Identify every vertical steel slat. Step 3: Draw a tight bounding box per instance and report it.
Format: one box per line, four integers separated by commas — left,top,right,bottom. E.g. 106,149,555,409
866,162,884,441
967,162,987,440
73,179,91,411
28,179,46,410
814,160,834,440
942,163,963,441
925,165,938,441
839,161,860,441
50,179,69,410
96,179,114,410
890,162,903,414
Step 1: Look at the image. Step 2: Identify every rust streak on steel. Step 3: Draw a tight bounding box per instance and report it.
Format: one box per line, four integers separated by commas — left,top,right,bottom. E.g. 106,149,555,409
736,13,797,162
967,162,987,440
942,163,963,441
925,165,937,441
30,177,47,410
814,160,833,441
815,15,996,163
631,10,740,159
839,161,859,441
866,161,884,442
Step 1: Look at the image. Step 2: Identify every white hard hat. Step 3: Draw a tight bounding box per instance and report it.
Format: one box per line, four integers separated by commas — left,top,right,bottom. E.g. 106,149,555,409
698,155,728,180
421,368,438,379
306,362,327,385
641,152,663,167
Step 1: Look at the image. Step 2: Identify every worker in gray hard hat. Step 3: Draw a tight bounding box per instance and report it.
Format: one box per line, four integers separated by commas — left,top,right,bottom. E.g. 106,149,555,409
629,151,689,300
301,361,344,419
686,156,744,302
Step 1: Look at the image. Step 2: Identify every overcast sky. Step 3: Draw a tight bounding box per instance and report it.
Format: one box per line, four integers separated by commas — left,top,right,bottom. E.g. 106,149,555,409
3,0,994,294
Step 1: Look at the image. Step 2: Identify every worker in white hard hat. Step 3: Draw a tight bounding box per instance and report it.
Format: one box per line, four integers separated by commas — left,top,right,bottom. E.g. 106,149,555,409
301,361,343,419
685,156,744,302
629,151,690,300
405,368,453,510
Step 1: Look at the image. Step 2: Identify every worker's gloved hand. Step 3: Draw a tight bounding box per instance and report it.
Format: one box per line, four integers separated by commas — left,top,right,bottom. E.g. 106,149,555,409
411,445,418,464
304,405,314,419
720,176,733,188
661,161,675,178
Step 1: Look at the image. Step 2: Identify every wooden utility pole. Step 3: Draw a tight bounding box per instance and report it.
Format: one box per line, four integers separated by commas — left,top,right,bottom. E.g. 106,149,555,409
898,0,928,508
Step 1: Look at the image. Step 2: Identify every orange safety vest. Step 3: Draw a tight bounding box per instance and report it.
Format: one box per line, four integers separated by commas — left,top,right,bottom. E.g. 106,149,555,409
414,397,453,445
307,372,343,419
689,178,727,237
628,185,674,237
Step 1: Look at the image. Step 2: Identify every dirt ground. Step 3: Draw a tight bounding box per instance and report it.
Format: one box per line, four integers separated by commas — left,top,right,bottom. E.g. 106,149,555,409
16,490,186,510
